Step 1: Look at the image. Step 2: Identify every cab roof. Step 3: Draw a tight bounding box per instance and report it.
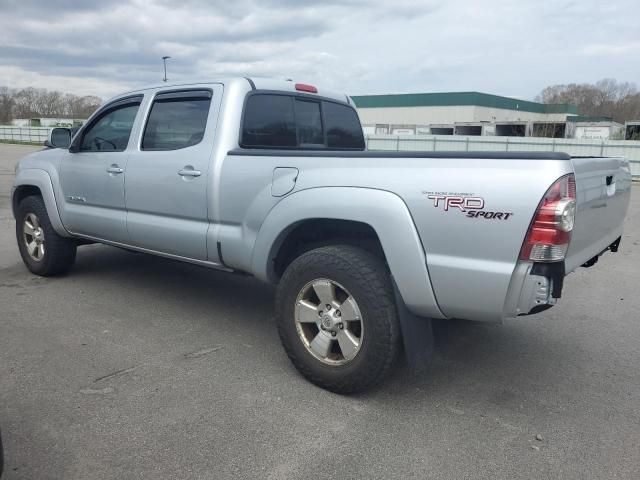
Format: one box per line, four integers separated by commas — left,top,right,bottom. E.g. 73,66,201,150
111,77,352,105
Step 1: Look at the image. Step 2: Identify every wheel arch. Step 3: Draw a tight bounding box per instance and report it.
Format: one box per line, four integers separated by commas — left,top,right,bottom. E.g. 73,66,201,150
272,218,385,279
12,169,70,237
251,187,446,319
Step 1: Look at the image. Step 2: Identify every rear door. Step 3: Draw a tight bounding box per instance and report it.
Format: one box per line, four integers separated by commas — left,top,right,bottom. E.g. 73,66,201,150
125,86,222,260
565,156,632,271
59,95,143,243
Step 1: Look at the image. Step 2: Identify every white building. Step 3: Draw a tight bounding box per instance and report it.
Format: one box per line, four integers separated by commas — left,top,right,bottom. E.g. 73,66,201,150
351,91,578,138
11,118,84,127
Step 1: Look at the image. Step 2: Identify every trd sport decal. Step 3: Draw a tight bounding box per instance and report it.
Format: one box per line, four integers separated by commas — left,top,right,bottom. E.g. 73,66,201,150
423,192,514,220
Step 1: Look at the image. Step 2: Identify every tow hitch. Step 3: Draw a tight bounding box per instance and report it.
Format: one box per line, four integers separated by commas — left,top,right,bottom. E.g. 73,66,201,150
582,236,621,268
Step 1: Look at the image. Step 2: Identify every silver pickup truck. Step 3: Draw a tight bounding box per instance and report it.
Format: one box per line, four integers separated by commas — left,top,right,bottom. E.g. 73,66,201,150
12,77,631,393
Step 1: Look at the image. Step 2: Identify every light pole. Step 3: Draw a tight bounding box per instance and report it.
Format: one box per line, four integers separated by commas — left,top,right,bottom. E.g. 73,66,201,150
162,56,171,82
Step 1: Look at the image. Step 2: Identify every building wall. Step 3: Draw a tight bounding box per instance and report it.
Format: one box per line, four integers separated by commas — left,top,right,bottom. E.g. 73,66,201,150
471,106,571,123
357,105,476,125
356,105,572,126
10,118,84,127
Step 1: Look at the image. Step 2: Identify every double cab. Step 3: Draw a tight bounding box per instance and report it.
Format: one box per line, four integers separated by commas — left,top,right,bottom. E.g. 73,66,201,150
12,78,631,392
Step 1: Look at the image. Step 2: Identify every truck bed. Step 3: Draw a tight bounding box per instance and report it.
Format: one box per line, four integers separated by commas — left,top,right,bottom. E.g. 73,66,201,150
224,148,631,322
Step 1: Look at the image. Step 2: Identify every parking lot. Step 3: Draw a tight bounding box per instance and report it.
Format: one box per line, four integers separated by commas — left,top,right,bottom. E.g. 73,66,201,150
1,144,639,479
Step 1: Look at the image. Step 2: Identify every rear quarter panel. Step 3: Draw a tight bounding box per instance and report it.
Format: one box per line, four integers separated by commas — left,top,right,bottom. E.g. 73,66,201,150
404,158,572,321
217,152,573,322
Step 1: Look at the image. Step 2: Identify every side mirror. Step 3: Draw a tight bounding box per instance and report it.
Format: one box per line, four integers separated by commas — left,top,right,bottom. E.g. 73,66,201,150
45,127,72,149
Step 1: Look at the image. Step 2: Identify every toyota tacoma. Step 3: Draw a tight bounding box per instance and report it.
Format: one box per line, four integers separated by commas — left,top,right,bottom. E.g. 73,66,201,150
12,78,632,393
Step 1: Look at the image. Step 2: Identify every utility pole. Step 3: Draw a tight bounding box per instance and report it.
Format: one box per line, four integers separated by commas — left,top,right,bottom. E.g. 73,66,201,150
162,56,171,82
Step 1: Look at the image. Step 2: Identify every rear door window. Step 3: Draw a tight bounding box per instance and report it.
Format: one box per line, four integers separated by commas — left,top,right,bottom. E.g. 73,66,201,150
142,90,212,151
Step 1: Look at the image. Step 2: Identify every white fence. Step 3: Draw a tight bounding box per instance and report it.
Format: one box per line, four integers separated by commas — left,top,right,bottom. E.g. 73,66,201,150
1,126,639,178
0,126,50,143
366,134,640,178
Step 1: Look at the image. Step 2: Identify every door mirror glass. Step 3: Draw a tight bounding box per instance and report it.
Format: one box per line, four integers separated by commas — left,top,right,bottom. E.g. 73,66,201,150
46,128,72,149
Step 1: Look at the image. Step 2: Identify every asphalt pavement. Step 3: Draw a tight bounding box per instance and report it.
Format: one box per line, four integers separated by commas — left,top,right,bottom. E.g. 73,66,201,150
1,144,639,479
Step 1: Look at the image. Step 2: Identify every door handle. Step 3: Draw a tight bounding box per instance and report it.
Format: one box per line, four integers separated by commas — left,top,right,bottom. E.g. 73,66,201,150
178,167,202,178
107,164,124,174
606,175,616,196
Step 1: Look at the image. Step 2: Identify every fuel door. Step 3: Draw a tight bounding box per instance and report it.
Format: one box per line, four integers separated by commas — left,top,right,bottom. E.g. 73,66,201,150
271,167,299,197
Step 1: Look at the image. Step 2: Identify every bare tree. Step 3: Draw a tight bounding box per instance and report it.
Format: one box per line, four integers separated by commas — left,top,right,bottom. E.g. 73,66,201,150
0,86,103,124
12,87,40,118
76,95,102,118
0,86,13,124
536,79,640,123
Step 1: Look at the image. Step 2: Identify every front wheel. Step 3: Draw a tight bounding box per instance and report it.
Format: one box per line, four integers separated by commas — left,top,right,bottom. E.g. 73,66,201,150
275,245,400,393
16,195,77,276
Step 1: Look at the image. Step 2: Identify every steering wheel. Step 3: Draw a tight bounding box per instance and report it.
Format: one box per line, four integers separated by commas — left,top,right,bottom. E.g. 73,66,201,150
93,137,117,151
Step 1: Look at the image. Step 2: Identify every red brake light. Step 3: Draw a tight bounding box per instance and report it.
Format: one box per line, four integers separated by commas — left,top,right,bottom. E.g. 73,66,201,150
295,83,318,93
520,174,576,262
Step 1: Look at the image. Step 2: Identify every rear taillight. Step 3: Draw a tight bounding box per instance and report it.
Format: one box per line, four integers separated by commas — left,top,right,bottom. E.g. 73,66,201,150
520,174,576,262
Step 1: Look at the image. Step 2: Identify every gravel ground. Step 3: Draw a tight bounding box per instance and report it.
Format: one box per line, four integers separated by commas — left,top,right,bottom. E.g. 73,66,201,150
1,144,639,479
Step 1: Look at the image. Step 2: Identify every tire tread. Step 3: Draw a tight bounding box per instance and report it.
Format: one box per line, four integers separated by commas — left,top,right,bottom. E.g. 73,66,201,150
275,245,400,393
16,195,76,276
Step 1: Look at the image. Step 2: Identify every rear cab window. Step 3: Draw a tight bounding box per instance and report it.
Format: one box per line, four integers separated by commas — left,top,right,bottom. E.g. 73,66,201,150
241,94,296,148
240,92,365,150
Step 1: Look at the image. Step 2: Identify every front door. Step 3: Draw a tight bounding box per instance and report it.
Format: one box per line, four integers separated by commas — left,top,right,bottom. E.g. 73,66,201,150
125,87,222,260
59,96,143,243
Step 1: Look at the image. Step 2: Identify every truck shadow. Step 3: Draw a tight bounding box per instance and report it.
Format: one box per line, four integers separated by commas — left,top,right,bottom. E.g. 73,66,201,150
65,244,580,398
382,316,585,402
71,244,277,331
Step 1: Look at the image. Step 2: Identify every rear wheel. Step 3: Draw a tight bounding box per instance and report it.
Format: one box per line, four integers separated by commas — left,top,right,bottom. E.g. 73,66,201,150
16,195,76,276
275,245,400,393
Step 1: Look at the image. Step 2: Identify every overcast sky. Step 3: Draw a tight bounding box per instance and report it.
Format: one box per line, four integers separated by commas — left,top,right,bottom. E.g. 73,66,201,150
0,0,638,100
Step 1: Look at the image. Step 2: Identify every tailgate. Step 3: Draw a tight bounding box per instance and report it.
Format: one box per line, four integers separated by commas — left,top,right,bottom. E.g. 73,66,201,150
565,156,632,272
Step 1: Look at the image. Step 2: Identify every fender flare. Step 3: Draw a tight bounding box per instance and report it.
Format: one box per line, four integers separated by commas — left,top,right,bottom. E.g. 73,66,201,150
251,187,445,319
12,168,70,237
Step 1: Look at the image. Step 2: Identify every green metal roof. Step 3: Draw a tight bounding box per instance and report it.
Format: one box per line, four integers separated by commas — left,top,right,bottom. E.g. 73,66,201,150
350,91,578,115
566,115,613,123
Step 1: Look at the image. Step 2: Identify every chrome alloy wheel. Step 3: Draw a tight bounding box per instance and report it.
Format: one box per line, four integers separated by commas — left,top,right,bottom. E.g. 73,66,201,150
23,213,45,262
294,278,364,366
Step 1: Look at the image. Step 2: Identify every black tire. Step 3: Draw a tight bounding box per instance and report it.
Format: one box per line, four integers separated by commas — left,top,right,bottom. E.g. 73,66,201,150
275,245,400,394
15,195,76,276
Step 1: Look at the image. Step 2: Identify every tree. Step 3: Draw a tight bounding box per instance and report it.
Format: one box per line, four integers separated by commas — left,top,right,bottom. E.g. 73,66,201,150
0,87,13,124
12,87,40,118
0,86,103,124
76,95,102,118
536,79,640,124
